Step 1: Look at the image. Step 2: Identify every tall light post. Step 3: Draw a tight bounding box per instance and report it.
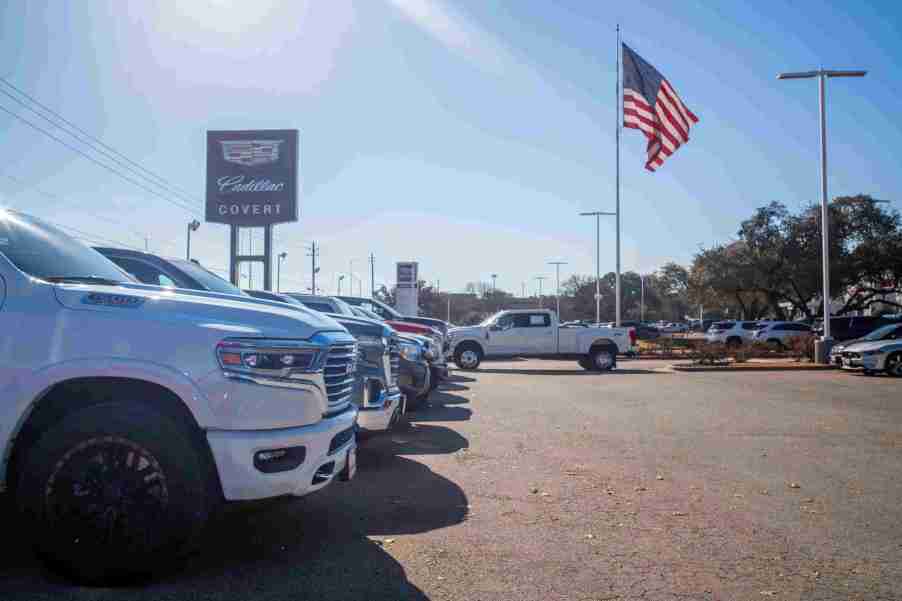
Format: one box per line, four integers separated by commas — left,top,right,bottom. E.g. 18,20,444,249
277,252,287,292
535,276,546,308
337,274,345,295
548,261,567,320
491,273,498,294
778,69,866,353
580,211,616,325
639,273,645,323
186,219,200,260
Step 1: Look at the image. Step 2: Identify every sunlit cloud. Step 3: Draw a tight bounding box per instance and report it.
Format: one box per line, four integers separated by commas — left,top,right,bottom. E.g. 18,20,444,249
385,0,506,72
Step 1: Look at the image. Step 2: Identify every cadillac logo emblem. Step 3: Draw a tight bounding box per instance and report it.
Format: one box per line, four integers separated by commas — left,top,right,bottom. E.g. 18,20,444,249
220,140,283,167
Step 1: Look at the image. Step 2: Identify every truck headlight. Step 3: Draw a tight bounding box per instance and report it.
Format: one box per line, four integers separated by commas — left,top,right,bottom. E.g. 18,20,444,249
399,342,420,361
217,339,320,375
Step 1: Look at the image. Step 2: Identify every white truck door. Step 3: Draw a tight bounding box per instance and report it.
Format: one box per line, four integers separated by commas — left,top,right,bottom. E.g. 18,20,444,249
516,312,555,355
485,312,520,355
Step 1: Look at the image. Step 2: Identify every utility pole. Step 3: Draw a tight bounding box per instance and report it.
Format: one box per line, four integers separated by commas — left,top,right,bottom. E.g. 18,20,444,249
535,276,546,308
369,253,375,298
144,236,149,251
307,241,319,294
548,261,567,320
491,273,498,294
521,282,526,298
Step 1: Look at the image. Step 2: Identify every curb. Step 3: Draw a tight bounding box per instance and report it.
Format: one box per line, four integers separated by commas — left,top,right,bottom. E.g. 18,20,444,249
670,363,838,373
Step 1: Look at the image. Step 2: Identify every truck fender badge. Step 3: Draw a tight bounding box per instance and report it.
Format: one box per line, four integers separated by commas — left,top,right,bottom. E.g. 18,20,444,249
82,292,145,308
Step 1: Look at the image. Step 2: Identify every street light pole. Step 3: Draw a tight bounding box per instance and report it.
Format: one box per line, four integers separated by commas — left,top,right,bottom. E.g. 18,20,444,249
186,219,200,260
778,68,866,348
639,273,645,323
491,273,497,294
548,261,567,320
580,211,616,324
337,274,345,295
277,252,287,292
535,276,546,308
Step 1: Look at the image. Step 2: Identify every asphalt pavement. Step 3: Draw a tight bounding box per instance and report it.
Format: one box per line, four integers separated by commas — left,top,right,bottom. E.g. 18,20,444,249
2,359,901,600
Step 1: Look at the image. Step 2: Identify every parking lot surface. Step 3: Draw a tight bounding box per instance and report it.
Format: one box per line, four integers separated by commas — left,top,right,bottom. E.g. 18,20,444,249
2,359,901,600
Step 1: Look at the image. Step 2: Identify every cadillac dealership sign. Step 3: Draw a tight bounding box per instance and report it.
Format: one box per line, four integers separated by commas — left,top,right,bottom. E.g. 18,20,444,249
206,129,298,226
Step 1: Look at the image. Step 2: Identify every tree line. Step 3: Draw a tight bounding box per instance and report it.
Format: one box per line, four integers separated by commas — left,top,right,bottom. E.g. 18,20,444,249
378,194,901,324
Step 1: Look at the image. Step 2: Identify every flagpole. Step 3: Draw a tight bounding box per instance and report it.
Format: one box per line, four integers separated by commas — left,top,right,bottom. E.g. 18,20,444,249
615,24,622,327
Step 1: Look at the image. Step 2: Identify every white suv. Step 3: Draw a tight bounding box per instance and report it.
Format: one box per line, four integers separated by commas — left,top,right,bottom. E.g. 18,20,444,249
0,210,358,584
751,321,813,348
705,320,761,346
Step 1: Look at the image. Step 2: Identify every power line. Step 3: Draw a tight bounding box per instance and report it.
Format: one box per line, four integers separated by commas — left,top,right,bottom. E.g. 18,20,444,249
0,103,202,217
0,78,200,205
1,173,147,240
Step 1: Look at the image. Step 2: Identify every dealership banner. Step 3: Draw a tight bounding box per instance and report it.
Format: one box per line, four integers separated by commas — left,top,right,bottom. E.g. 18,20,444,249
206,129,298,226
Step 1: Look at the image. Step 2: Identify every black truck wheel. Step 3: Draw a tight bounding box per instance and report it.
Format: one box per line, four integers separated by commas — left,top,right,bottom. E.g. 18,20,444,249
454,343,483,370
15,402,211,585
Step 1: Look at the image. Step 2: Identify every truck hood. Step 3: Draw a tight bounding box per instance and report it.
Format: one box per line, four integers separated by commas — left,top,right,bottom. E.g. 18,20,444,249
327,313,391,339
52,282,346,340
448,325,484,339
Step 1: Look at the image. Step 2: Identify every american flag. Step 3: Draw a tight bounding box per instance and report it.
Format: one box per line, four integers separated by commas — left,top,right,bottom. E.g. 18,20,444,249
622,43,698,172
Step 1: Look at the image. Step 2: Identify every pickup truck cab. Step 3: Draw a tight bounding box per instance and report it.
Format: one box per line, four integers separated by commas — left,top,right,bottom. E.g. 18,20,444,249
448,309,636,371
1,210,358,583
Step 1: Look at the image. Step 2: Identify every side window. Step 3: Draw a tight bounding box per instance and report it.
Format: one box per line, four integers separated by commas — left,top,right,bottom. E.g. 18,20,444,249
302,302,334,313
741,322,758,330
109,256,176,287
772,324,785,331
528,313,551,327
496,313,514,329
512,313,532,328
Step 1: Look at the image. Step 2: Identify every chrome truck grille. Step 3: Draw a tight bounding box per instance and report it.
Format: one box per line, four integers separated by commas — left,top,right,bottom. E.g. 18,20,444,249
389,338,401,389
323,343,357,410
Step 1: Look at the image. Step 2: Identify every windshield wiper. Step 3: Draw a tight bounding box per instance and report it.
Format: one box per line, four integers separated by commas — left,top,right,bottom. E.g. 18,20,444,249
43,276,122,285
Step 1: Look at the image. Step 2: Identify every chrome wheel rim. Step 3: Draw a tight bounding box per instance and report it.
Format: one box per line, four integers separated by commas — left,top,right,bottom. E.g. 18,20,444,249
594,351,613,370
460,350,478,368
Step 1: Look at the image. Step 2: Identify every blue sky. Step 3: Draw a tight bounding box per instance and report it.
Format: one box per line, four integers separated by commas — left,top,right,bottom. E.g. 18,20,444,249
1,1,900,295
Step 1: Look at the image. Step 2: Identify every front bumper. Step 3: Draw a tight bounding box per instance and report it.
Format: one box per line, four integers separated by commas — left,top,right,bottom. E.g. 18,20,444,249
840,353,883,371
399,359,430,398
207,405,358,501
357,388,402,432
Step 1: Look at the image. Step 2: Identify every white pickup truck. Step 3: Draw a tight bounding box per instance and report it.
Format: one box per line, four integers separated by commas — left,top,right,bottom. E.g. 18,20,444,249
0,210,359,584
448,309,636,371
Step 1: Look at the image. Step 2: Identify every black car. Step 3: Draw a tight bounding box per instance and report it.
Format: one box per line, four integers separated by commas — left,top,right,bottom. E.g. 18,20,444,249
619,320,660,341
336,295,449,339
94,247,244,295
813,315,899,342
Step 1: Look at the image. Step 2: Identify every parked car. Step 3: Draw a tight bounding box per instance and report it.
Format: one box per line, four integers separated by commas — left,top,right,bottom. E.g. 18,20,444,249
348,305,447,389
619,320,660,340
838,339,902,377
812,315,899,342
244,290,403,432
751,321,814,348
829,322,902,366
447,309,636,371
337,295,450,339
286,294,438,406
94,247,245,295
705,320,760,346
3,211,358,583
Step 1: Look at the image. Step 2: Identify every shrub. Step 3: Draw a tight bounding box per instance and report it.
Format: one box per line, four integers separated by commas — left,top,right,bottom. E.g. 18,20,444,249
786,335,815,362
692,342,729,365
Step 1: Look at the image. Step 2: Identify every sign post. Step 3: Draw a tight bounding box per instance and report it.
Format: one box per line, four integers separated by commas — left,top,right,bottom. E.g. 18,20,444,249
206,129,299,290
395,261,419,316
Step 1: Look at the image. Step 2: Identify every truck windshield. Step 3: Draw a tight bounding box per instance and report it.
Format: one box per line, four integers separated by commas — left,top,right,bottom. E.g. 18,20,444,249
0,209,131,283
168,259,244,295
331,297,357,316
